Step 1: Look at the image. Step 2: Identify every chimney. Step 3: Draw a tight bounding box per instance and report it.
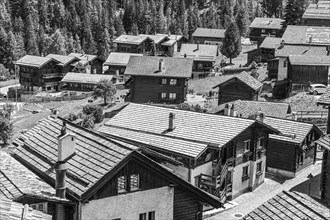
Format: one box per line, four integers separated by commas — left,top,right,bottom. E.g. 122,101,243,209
55,122,76,198
168,113,175,131
258,112,265,123
292,112,297,121
224,104,230,116
230,104,236,117
159,59,164,72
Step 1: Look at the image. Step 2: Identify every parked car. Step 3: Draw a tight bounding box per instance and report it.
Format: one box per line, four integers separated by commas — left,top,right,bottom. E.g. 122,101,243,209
308,84,328,95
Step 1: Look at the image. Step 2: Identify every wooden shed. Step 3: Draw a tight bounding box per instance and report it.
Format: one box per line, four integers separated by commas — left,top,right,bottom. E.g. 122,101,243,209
288,55,330,85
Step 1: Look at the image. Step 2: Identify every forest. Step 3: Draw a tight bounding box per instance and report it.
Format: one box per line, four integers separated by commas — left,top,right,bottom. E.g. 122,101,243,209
0,0,309,74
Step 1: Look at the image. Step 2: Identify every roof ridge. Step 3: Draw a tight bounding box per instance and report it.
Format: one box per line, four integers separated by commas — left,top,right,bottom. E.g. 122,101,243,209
0,169,24,199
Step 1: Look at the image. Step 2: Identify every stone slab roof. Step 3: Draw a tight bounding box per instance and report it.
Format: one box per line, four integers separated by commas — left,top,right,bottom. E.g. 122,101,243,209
113,35,150,45
61,72,114,84
275,45,327,57
303,4,330,20
259,37,282,49
315,134,330,150
317,87,330,106
104,52,143,66
175,44,218,62
192,28,226,39
139,34,167,44
16,55,58,68
249,17,284,30
288,55,330,66
281,25,330,45
45,54,79,66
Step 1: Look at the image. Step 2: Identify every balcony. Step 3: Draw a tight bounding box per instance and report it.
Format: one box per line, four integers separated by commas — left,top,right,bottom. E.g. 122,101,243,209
42,73,59,79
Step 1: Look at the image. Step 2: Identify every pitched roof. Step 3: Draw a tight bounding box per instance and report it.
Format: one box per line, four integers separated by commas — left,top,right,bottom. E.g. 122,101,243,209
139,34,168,44
175,44,218,61
243,191,330,220
192,28,226,39
275,45,327,57
99,103,279,150
0,197,52,220
259,37,282,49
113,35,150,45
317,87,330,106
61,72,114,84
104,52,143,66
249,17,284,29
45,54,79,66
16,55,58,68
212,71,263,91
124,56,193,78
161,39,177,46
156,34,183,41
288,55,330,66
210,100,291,119
281,25,330,45
303,4,330,20
263,117,321,144
0,151,63,202
68,53,98,61
315,134,330,150
12,117,138,199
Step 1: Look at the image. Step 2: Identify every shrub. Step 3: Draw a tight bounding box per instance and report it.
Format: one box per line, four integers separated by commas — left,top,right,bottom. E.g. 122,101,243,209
82,104,104,123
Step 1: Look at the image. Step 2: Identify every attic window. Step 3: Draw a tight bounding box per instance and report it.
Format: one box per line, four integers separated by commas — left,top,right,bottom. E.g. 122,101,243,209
130,174,140,191
118,176,127,193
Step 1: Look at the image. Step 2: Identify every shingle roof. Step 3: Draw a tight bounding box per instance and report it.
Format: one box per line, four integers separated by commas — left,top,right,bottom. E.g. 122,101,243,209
0,151,62,202
243,191,330,220
156,34,183,41
68,53,97,62
61,72,114,84
212,71,263,91
161,39,177,46
259,37,282,49
12,117,138,198
263,117,321,144
100,103,279,149
317,87,330,106
139,34,167,44
275,45,327,57
45,54,79,66
104,52,143,66
192,28,226,39
281,25,330,45
113,35,150,45
249,17,284,29
303,4,330,20
288,55,330,66
210,100,291,119
0,197,52,220
175,44,218,61
16,55,58,68
124,56,193,78
318,0,330,6
315,134,330,150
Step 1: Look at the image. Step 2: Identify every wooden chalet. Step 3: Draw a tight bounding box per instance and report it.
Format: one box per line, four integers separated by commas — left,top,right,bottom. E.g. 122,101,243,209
156,34,189,53
124,56,193,104
210,100,292,119
191,28,226,46
139,34,171,56
212,72,263,105
98,103,280,202
45,54,79,74
68,53,104,74
0,151,72,219
61,72,116,92
288,55,330,85
260,116,323,178
303,3,330,27
0,197,52,220
12,117,222,220
103,52,143,76
175,44,219,79
17,55,62,93
243,190,330,220
113,35,153,54
249,17,284,45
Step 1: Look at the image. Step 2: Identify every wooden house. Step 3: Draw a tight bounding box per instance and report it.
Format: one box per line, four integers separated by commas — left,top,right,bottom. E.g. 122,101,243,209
124,56,193,104
243,190,330,220
12,117,222,220
17,55,62,93
61,72,116,92
212,72,263,105
98,103,280,201
68,53,104,74
175,44,219,79
261,116,323,178
113,35,153,54
139,34,170,56
45,54,79,74
249,18,284,45
288,55,330,85
104,52,143,76
156,34,189,53
191,28,226,46
0,151,72,219
303,3,330,27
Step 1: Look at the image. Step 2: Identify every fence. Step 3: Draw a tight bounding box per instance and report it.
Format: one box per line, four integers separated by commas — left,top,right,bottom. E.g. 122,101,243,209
24,93,92,103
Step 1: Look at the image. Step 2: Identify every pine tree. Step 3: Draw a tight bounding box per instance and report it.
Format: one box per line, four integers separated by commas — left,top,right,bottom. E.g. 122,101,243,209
25,14,39,55
236,3,249,37
156,0,166,34
13,32,26,59
0,27,8,63
218,0,234,29
247,0,255,22
66,34,74,54
73,34,82,53
260,0,282,18
149,0,157,34
37,0,47,28
0,1,12,31
7,31,17,62
114,15,126,36
12,17,24,34
220,22,242,64
282,0,305,30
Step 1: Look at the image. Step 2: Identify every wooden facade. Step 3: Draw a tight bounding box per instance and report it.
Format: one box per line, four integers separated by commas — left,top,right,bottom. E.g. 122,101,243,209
128,76,188,104
249,28,282,46
287,62,329,85
246,48,275,64
116,39,153,54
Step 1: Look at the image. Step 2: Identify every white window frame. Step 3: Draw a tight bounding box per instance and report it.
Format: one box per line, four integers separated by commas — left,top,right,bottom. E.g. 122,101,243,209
257,137,264,149
161,78,167,85
30,202,48,213
118,175,127,193
244,140,251,152
130,174,140,191
169,93,176,100
170,79,177,85
161,93,166,99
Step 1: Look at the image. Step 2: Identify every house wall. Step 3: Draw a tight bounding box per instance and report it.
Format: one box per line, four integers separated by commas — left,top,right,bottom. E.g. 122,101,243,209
288,63,329,85
247,48,275,64
107,65,126,75
278,57,288,81
130,76,187,104
163,162,189,182
82,186,174,220
321,150,330,206
90,59,104,74
116,41,152,54
192,36,223,46
190,161,213,184
249,28,282,45
173,187,203,220
192,60,215,79
267,59,279,79
304,18,330,27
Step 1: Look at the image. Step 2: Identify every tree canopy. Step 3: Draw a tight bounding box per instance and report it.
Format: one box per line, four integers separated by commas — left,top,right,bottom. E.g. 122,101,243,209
93,78,117,105
220,21,242,64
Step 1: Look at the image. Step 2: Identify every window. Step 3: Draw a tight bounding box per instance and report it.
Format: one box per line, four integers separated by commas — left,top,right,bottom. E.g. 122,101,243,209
161,78,167,85
139,213,147,220
161,93,166,99
244,140,251,152
30,203,48,213
117,176,127,193
170,79,177,85
257,137,264,149
197,63,203,70
261,29,266,33
169,93,176,100
283,60,287,67
148,211,155,220
242,165,249,180
257,162,262,172
130,174,140,191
